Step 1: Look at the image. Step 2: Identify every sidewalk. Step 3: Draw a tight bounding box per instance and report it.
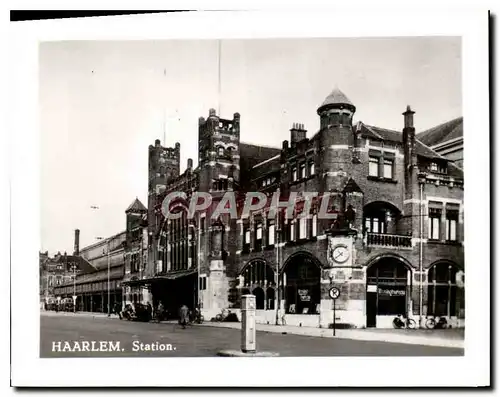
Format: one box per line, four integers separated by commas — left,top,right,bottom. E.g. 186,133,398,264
197,321,464,349
40,310,464,349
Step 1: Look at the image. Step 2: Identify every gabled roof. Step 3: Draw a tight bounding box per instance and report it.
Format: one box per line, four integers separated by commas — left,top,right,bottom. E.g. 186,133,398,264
417,117,463,147
343,178,363,194
359,123,463,179
125,198,147,214
363,124,445,160
53,255,97,274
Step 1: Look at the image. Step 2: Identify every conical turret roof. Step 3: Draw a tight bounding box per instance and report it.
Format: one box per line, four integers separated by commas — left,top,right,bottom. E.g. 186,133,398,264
318,87,355,113
125,197,147,214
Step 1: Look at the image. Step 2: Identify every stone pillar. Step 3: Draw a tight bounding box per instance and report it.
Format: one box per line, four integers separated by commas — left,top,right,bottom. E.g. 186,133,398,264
241,294,256,353
206,218,229,317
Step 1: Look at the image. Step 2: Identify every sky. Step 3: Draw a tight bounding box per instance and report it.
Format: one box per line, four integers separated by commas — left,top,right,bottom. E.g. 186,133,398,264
40,37,462,254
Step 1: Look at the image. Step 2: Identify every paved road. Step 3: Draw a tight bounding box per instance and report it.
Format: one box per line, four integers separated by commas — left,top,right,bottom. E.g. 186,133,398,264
40,314,463,357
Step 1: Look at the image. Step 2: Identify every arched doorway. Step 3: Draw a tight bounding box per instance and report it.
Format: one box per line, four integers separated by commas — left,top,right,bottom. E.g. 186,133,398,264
366,256,412,328
282,252,321,315
427,261,462,318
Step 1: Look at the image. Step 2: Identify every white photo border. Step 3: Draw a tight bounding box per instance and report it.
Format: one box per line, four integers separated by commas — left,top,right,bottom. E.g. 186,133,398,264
9,8,490,387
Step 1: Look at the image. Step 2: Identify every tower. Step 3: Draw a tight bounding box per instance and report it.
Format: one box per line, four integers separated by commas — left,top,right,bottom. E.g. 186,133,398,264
317,88,358,222
196,109,241,316
146,139,181,277
197,109,241,193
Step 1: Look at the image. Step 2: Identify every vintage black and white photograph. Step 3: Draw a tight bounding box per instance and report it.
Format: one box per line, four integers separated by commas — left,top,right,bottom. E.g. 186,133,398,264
9,8,490,388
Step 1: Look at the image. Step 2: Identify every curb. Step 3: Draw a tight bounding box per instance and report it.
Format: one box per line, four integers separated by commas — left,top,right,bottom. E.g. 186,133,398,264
198,321,464,349
217,350,280,357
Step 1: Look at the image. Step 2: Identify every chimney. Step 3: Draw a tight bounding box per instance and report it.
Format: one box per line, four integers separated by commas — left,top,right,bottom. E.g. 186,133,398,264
187,158,193,170
155,139,161,147
74,229,80,256
290,123,307,144
403,105,415,129
403,105,416,156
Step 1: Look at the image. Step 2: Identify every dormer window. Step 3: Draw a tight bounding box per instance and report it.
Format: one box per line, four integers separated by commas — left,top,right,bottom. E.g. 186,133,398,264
429,162,447,174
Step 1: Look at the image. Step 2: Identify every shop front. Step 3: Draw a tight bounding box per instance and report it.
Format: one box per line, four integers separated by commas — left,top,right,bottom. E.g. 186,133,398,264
366,255,413,328
281,252,322,328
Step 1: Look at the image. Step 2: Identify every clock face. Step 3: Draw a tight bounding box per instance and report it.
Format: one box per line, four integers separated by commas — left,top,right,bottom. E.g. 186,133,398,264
332,245,350,264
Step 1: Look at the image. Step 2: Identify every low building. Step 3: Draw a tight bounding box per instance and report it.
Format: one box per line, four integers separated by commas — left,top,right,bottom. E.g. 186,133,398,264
53,229,127,313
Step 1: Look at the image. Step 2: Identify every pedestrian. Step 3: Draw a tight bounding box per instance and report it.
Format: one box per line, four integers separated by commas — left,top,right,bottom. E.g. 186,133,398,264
146,302,153,321
179,304,189,329
157,301,165,321
114,301,122,320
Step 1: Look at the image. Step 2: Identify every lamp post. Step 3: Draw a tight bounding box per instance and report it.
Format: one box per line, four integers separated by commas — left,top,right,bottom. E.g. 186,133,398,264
417,172,427,327
72,263,77,313
96,237,111,316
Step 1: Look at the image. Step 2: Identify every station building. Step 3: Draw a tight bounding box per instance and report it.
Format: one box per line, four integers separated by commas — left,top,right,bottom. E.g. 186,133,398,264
125,88,465,328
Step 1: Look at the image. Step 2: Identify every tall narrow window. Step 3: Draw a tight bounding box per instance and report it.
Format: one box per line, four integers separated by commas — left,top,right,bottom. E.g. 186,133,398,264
428,207,442,240
308,161,315,176
299,163,306,179
255,223,263,250
218,147,224,156
245,229,251,244
383,159,393,179
268,222,275,245
290,221,296,241
312,214,318,237
299,217,307,239
292,167,297,182
369,157,379,176
446,209,459,241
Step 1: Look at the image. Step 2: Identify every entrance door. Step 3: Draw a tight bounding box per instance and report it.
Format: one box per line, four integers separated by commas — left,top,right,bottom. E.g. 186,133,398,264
366,291,377,327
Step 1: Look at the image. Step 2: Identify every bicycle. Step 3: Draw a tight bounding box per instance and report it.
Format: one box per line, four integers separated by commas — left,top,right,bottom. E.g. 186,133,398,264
188,309,204,325
152,309,168,323
215,308,231,322
425,316,449,329
392,314,416,329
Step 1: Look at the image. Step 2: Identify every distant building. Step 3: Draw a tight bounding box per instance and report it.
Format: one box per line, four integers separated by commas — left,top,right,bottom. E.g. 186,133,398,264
418,117,463,169
52,229,127,313
39,246,95,304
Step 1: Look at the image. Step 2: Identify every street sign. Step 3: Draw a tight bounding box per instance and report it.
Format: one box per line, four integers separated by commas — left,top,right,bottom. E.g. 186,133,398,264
329,287,340,300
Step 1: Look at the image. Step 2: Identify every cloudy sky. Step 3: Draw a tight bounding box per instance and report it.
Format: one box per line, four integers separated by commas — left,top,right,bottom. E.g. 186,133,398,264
40,37,461,254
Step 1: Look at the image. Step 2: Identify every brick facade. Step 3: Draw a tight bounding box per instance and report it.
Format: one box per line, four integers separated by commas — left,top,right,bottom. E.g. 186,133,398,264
137,88,464,328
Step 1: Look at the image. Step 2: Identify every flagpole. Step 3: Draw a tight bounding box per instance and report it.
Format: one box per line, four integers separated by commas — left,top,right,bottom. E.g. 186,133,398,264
163,68,167,145
218,40,221,116
275,188,280,325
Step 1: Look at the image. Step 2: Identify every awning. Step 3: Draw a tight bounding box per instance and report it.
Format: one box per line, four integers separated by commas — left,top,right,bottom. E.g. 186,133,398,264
121,269,197,286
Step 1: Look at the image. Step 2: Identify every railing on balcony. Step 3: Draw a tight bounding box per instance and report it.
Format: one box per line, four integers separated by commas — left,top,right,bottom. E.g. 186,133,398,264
366,232,412,248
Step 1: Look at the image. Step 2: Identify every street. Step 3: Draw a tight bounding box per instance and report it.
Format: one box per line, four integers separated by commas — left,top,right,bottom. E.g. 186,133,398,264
40,313,463,357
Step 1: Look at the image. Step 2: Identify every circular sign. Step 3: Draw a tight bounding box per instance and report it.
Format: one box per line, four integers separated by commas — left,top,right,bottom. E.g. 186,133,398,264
329,287,340,300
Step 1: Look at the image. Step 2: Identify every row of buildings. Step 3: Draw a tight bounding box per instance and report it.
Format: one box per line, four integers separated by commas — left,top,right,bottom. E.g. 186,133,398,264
45,88,465,328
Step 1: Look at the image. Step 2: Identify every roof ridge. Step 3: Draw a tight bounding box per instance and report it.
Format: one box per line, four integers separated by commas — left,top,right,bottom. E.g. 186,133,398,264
415,138,446,160
240,141,281,150
362,123,384,140
418,116,463,136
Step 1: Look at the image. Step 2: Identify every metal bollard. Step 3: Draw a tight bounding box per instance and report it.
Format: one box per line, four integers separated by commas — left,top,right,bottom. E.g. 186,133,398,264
241,294,256,353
